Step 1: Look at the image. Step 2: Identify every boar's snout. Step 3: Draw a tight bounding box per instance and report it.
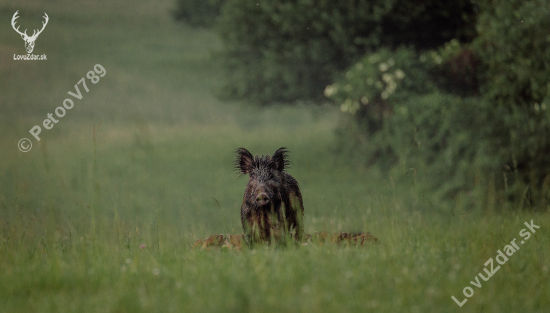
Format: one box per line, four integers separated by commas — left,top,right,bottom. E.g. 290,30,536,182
254,184,272,206
255,192,270,206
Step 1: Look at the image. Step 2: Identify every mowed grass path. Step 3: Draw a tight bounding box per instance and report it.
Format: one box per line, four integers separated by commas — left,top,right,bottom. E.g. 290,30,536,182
0,1,549,312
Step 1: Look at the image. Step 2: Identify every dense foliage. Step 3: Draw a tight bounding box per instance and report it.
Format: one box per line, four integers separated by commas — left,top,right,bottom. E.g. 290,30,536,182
474,0,550,204
215,0,475,103
327,0,550,210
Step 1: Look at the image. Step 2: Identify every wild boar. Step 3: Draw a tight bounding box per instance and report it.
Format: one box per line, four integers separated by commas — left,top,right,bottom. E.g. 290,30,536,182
235,147,304,244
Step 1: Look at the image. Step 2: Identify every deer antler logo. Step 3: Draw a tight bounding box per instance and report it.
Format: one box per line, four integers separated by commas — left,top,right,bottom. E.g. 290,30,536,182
11,10,49,54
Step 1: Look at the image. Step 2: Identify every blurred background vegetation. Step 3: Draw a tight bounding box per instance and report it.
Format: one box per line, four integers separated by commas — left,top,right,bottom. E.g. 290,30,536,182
175,0,550,212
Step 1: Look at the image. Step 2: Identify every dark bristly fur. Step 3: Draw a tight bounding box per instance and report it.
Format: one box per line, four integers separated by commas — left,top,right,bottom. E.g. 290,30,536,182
235,147,304,244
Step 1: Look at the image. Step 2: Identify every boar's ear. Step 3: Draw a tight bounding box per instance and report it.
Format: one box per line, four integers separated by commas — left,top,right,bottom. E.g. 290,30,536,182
235,148,254,174
271,147,290,172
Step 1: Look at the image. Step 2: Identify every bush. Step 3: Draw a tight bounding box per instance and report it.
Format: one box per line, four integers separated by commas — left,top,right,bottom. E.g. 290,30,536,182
331,68,501,209
174,0,225,27
326,47,488,197
329,0,550,210
325,47,435,134
216,0,476,104
381,94,490,199
473,0,550,208
427,39,480,97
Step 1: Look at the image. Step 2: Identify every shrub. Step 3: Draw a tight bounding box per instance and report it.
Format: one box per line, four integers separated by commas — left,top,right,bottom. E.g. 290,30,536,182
473,0,550,208
381,94,490,199
427,39,480,97
331,68,500,209
329,0,550,210
325,47,435,134
326,47,489,199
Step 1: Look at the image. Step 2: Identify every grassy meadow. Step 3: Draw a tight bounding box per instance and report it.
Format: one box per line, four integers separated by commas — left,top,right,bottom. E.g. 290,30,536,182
0,0,548,312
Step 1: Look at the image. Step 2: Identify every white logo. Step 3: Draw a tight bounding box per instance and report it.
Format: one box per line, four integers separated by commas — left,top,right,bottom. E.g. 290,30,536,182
11,10,48,54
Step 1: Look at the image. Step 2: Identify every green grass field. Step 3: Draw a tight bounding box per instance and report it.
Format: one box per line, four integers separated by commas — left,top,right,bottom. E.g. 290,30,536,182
1,1,548,312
